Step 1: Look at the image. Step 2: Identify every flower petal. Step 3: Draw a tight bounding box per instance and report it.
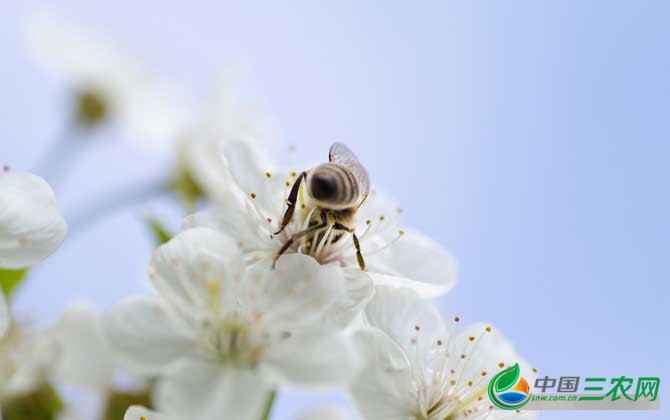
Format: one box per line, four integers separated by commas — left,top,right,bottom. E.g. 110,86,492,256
105,296,195,375
154,359,269,420
349,329,418,420
50,304,114,390
320,267,374,328
367,229,457,298
364,286,447,357
0,172,67,269
261,329,360,388
244,254,344,328
150,227,243,321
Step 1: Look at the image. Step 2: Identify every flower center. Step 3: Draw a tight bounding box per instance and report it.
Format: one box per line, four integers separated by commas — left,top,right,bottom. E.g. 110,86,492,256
199,318,264,368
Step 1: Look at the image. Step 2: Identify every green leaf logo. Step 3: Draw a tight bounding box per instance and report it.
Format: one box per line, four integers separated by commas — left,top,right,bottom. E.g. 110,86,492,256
495,363,521,393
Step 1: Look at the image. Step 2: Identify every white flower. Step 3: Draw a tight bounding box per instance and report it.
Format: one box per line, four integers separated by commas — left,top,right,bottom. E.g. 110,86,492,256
48,304,115,391
183,140,457,325
23,12,189,146
174,76,276,204
0,171,67,270
350,287,536,420
106,227,359,420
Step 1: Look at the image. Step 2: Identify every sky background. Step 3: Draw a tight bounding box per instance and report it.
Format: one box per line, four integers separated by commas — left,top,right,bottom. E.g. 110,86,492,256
1,1,668,419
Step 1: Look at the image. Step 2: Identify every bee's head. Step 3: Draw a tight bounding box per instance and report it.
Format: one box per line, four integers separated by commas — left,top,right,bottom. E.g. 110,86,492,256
308,164,340,203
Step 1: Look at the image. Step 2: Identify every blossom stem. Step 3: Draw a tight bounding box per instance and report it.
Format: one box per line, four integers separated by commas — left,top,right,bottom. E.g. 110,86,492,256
259,389,277,420
33,121,90,189
67,177,172,237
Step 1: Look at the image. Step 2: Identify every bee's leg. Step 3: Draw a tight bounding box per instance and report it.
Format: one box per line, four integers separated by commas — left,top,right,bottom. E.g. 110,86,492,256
333,223,366,271
273,209,327,269
274,171,307,236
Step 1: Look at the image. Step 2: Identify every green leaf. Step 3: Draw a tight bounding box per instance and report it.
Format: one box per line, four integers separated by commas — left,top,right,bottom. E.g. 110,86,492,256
495,363,521,393
146,217,174,245
0,268,29,298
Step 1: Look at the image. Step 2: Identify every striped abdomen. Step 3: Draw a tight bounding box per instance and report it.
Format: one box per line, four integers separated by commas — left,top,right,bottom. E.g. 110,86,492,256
307,163,360,208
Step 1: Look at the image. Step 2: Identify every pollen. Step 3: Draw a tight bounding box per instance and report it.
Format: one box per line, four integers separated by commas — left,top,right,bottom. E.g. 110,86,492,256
478,396,484,401
301,203,306,209
265,172,272,178
250,192,257,199
450,379,456,386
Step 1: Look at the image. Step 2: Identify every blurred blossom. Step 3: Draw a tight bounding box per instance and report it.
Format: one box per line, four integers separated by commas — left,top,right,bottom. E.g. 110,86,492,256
48,304,115,391
23,12,190,148
175,78,277,204
183,140,457,326
106,228,360,420
0,324,56,399
350,287,536,420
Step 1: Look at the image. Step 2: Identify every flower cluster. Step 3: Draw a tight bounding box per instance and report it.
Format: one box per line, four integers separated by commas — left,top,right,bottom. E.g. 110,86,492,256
0,12,536,420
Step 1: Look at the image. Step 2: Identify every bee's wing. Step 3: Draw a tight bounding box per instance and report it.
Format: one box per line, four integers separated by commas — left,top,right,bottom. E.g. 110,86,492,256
329,142,370,200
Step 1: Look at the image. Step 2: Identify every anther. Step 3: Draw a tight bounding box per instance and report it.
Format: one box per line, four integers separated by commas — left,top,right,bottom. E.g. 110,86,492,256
415,325,421,331
267,218,272,223
532,367,538,373
285,181,291,187
485,326,492,333
461,353,467,359
366,219,372,225
437,339,443,346
450,379,456,386
481,370,487,376
399,229,405,236
468,336,475,342
2,165,9,172
291,171,297,177
379,215,385,221
498,362,505,368
250,192,257,199
454,316,461,323
467,380,473,386
265,172,272,178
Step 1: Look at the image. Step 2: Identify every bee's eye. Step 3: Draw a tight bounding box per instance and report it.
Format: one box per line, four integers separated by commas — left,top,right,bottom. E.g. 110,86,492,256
310,172,338,201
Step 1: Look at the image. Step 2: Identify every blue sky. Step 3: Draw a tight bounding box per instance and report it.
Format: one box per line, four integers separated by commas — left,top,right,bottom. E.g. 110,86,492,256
1,1,668,419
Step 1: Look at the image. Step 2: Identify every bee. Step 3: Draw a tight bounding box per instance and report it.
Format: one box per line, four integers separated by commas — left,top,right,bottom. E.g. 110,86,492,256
272,142,370,270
